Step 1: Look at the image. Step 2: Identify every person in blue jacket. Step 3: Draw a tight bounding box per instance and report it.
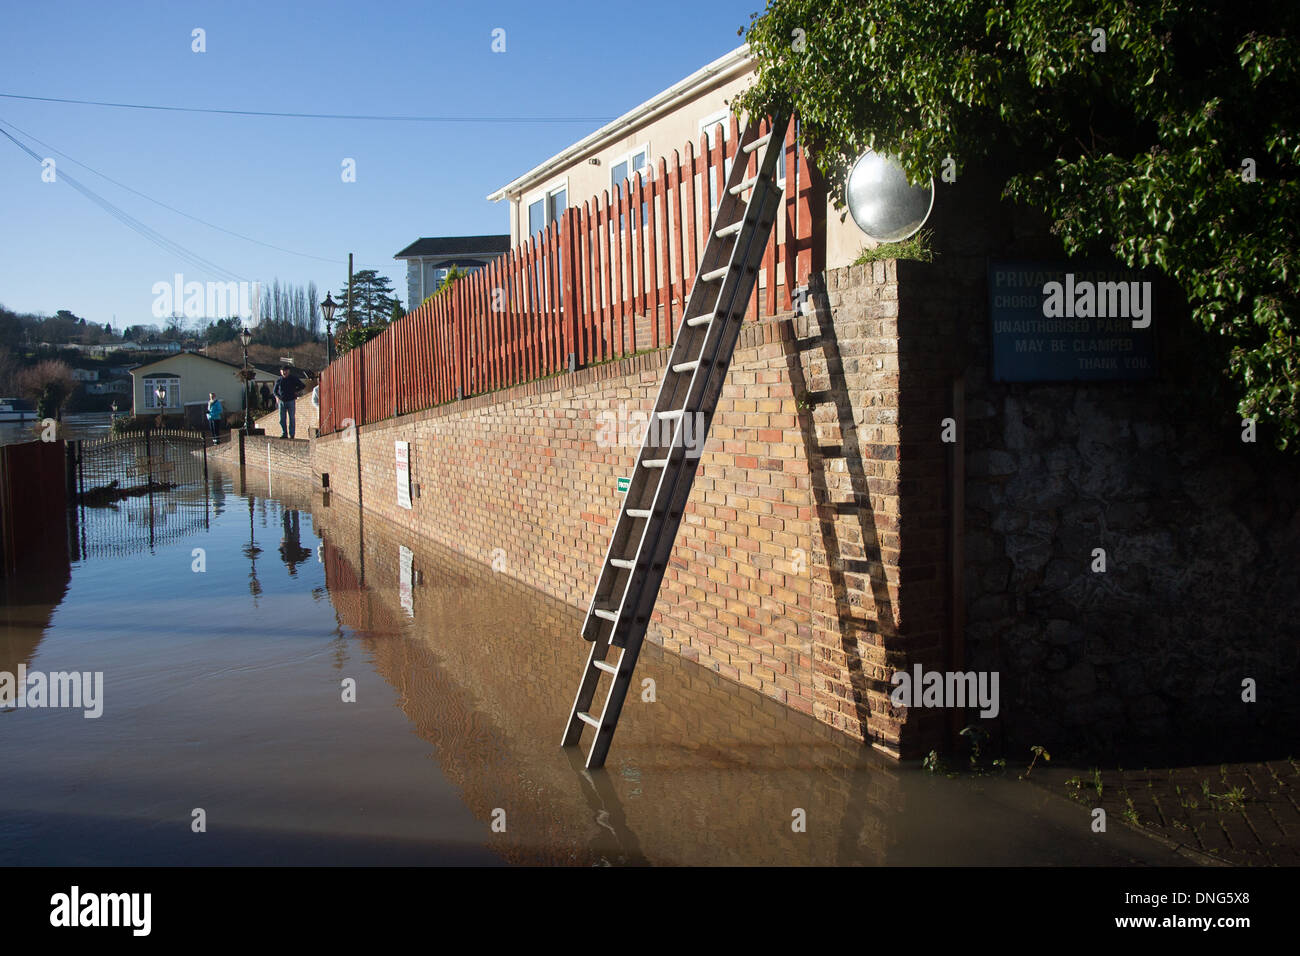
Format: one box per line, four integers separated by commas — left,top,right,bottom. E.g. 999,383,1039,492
206,392,223,444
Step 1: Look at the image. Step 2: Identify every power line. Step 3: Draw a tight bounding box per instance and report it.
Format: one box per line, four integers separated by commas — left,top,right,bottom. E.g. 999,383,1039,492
0,124,246,284
0,92,613,124
0,116,344,265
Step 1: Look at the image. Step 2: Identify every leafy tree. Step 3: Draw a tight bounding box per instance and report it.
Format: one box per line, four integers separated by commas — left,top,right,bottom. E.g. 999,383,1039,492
737,0,1300,448
205,316,243,345
334,324,386,357
336,269,401,328
0,307,27,348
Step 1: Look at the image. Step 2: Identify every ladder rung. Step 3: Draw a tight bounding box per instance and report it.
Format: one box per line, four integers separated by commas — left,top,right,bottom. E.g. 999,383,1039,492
685,313,713,327
673,359,700,373
715,220,743,237
610,558,634,569
729,176,760,195
643,458,668,468
701,267,727,282
743,133,772,154
577,711,601,729
657,409,685,421
593,608,619,622
626,509,651,518
592,659,618,675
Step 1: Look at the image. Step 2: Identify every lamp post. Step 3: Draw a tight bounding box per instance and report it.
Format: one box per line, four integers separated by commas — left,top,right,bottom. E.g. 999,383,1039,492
239,327,254,432
321,293,338,365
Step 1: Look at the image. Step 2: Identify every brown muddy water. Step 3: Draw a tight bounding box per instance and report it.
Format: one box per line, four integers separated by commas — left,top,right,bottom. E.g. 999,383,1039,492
0,464,1183,866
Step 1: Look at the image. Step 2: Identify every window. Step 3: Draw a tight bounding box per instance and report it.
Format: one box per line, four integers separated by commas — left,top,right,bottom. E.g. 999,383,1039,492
144,375,180,409
698,111,732,216
610,145,650,230
526,181,568,239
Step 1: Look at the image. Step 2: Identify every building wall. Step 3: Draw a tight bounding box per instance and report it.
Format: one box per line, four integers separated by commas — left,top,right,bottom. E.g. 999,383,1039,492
404,256,497,312
495,62,868,272
894,170,1300,762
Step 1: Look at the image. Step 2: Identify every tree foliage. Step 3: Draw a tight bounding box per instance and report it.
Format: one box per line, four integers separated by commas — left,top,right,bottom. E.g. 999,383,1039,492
335,269,401,328
736,0,1299,447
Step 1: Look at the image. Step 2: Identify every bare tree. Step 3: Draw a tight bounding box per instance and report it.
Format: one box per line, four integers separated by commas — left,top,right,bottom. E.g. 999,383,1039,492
17,359,77,419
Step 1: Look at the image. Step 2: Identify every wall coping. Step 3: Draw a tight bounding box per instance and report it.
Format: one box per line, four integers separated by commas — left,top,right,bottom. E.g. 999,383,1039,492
315,309,810,443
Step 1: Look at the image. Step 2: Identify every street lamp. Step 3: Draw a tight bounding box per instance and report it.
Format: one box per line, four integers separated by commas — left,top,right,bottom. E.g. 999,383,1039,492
321,293,337,365
239,327,254,432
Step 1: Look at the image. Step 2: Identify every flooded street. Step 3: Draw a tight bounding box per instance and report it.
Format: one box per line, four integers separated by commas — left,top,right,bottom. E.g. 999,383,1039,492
0,412,114,448
0,465,1180,866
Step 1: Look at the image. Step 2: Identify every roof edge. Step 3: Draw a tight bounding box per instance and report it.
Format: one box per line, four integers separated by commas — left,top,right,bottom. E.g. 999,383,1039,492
486,44,752,203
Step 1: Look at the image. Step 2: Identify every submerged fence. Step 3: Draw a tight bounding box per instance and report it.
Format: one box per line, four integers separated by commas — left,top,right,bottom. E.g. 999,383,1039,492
320,114,825,434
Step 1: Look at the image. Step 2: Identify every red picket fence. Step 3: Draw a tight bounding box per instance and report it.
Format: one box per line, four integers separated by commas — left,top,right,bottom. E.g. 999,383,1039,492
320,114,825,434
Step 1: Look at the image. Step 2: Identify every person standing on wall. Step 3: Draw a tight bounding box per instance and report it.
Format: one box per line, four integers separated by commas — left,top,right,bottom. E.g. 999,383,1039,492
206,392,224,444
273,366,303,439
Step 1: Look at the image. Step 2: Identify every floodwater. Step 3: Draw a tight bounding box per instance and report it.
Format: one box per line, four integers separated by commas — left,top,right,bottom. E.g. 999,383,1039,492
0,463,1184,866
0,411,114,447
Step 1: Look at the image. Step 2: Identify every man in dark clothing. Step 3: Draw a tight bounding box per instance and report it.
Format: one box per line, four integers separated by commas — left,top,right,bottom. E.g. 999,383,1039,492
272,367,303,438
259,382,273,410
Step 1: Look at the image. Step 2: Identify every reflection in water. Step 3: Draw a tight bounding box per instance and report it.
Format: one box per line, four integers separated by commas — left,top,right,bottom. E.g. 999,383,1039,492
0,459,1180,866
311,490,1177,867
278,511,312,575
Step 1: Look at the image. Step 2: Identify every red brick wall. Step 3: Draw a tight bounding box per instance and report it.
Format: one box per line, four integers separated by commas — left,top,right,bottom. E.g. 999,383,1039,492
311,263,946,757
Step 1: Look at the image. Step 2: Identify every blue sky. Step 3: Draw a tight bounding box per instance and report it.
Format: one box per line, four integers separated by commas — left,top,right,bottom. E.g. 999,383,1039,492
0,0,757,328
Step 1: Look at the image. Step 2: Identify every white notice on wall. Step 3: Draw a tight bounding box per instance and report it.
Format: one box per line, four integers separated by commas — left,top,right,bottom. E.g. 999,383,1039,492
395,441,412,510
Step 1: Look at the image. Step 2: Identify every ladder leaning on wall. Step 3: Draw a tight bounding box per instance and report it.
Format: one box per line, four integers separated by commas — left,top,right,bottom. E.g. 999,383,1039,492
561,112,790,769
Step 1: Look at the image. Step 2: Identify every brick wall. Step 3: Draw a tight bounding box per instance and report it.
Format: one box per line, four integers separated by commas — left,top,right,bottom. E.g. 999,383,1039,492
209,433,312,478
311,265,942,757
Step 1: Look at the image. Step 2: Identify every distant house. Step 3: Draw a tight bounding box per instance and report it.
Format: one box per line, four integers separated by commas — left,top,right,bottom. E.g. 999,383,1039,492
394,235,511,311
128,352,280,417
70,368,99,382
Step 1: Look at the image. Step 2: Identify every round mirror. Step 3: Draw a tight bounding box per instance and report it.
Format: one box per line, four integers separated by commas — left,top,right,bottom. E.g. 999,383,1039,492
844,149,934,243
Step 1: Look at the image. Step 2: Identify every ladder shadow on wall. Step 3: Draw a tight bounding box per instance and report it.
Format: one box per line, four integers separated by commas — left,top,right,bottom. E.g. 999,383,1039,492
782,274,899,750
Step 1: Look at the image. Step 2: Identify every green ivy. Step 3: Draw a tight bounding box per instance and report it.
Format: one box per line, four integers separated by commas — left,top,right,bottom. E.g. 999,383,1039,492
736,0,1300,449
334,324,386,357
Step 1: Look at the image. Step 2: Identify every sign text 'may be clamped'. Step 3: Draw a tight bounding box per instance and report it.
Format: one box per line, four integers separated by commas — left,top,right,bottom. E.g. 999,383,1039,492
988,261,1157,382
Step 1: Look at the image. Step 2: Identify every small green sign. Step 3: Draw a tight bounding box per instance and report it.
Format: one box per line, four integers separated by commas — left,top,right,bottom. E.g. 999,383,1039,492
616,476,631,493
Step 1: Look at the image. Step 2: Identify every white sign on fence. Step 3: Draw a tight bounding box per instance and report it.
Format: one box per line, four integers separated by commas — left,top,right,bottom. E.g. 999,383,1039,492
395,441,412,510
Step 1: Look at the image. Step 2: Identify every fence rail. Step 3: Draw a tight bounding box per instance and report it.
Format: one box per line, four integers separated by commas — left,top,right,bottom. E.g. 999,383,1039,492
320,114,824,434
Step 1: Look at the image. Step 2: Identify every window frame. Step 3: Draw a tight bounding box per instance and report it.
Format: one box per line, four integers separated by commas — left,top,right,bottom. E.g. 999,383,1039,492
143,375,180,409
609,143,651,233
523,177,569,240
